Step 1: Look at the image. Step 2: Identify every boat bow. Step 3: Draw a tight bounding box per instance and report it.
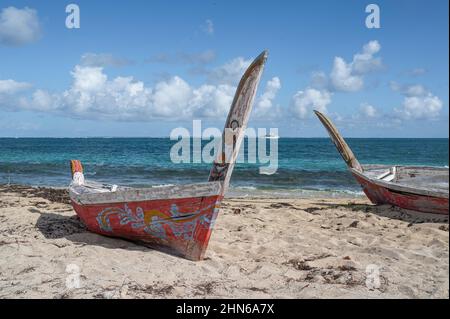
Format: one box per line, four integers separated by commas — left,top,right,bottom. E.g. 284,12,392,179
209,50,268,194
314,110,363,172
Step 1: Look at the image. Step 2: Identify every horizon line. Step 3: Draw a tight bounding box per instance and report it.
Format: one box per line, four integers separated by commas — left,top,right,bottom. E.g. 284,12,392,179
0,136,448,139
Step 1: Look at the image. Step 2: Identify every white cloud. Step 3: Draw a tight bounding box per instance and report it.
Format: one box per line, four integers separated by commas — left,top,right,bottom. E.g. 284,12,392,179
1,59,267,121
191,84,235,118
404,84,427,97
151,76,192,117
390,82,427,97
330,40,382,92
147,50,216,65
0,6,41,46
202,19,214,35
180,50,216,64
330,57,364,92
71,66,108,92
254,77,281,117
290,88,332,119
58,67,242,120
359,103,378,118
407,68,427,77
351,40,382,74
310,71,328,89
395,94,443,120
290,41,383,119
57,67,153,119
0,79,31,94
0,79,32,111
1,53,278,122
31,89,57,111
80,53,132,67
207,57,252,85
392,82,443,120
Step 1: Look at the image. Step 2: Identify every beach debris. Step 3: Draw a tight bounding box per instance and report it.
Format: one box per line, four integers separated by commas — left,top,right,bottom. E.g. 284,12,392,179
16,266,36,276
269,202,294,209
285,259,313,271
303,207,323,215
194,282,215,296
348,220,359,228
337,262,357,272
245,287,269,293
0,185,71,204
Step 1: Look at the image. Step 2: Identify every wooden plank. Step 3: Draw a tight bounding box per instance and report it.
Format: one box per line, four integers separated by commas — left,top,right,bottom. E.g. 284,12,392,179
70,181,222,205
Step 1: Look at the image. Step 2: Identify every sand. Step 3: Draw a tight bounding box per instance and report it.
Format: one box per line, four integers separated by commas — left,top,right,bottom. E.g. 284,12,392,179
0,184,448,299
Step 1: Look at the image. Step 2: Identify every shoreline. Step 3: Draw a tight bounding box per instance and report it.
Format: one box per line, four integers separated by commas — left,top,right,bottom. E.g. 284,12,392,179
0,184,448,298
0,183,366,200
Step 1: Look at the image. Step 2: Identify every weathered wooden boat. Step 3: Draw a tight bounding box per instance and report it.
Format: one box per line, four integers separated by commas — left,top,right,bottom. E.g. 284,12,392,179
314,110,449,215
68,51,268,260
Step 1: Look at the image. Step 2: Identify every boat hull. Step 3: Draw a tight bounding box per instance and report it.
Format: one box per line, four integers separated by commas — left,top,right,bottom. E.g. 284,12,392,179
352,172,449,215
71,195,222,261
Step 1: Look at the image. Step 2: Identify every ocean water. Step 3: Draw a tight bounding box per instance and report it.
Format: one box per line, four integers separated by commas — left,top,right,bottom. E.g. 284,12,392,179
0,138,448,197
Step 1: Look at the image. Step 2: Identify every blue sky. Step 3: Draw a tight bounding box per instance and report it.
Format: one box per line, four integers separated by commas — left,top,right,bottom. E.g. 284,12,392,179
0,0,448,137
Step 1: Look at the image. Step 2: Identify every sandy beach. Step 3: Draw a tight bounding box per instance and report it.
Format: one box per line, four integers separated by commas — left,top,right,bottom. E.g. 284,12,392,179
0,184,448,299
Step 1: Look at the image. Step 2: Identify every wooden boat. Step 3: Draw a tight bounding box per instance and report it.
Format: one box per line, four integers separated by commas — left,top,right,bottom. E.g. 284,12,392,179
68,51,268,260
314,110,449,215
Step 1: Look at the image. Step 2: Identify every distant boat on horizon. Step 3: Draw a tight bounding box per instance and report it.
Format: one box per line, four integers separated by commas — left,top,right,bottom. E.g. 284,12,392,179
262,133,279,139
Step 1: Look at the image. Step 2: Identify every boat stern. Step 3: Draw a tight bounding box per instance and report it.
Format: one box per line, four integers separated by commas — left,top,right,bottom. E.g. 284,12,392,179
70,160,85,186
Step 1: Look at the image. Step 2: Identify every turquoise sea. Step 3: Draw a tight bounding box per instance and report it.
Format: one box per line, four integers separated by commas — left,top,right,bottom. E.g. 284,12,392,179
0,138,448,197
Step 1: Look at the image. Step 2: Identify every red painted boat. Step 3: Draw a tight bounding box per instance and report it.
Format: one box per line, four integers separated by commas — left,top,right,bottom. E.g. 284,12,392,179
68,51,268,260
314,110,449,215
